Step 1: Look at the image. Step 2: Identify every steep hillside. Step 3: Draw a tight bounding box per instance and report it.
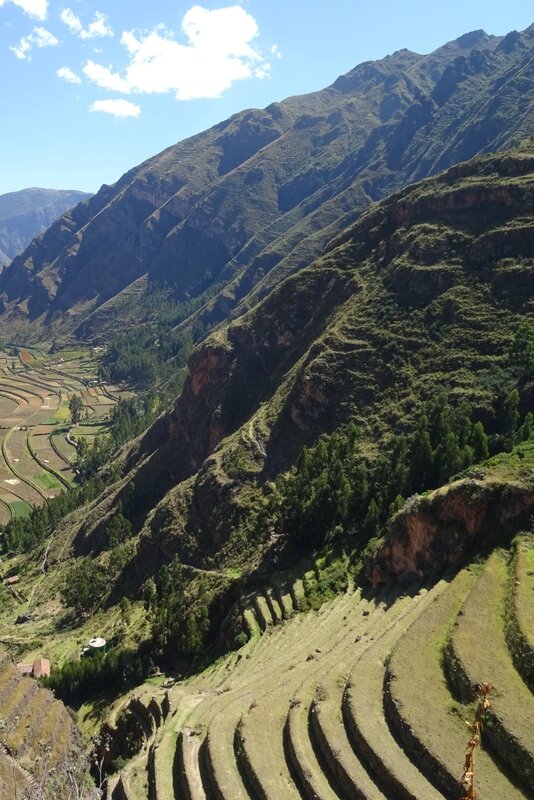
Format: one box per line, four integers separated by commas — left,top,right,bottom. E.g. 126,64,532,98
368,441,534,580
1,148,534,799
0,650,90,799
1,25,534,340
3,447,534,799
0,187,92,266
79,149,533,584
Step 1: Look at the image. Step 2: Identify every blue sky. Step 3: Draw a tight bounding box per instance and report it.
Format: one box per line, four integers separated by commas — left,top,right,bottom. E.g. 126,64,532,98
1,0,533,195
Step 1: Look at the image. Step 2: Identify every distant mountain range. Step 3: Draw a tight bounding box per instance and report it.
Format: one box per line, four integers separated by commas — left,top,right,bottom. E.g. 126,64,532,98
0,25,533,340
0,187,92,268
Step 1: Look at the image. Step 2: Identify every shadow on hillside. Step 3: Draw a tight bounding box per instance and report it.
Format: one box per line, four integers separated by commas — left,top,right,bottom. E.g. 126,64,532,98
74,689,117,729
359,564,459,612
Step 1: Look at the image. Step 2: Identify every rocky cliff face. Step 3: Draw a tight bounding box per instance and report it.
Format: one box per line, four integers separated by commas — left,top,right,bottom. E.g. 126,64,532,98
367,478,534,585
0,187,92,266
99,263,354,547
1,25,534,340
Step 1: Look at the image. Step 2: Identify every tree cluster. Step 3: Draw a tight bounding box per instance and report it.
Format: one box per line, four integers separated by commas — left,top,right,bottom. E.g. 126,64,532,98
68,394,84,424
143,556,210,661
263,387,533,554
510,321,534,381
76,393,170,481
43,646,151,705
96,275,228,391
61,556,108,617
1,475,105,554
99,285,210,389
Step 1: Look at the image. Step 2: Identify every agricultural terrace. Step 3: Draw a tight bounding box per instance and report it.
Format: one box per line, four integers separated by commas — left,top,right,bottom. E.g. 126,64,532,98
0,347,128,524
95,547,533,800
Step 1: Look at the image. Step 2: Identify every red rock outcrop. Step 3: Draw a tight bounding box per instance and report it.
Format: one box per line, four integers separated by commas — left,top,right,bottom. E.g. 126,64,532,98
368,478,534,586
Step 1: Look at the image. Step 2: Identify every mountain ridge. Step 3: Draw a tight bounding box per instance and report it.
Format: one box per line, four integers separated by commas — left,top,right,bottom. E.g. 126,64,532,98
0,187,93,267
1,25,533,341
3,149,530,723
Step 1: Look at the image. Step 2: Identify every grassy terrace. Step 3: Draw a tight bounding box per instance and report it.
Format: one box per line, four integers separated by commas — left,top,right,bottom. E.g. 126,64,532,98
50,428,76,464
104,581,406,799
152,688,204,800
340,584,447,800
285,698,340,800
106,572,416,798
447,551,534,794
151,581,342,798
28,426,75,488
237,585,369,800
508,533,534,692
84,529,534,800
193,615,309,797
0,428,44,508
213,603,347,795
387,568,527,800
0,651,78,783
0,747,31,798
310,584,430,800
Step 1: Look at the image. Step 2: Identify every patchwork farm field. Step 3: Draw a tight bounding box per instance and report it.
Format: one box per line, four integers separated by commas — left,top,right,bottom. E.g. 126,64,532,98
0,348,125,524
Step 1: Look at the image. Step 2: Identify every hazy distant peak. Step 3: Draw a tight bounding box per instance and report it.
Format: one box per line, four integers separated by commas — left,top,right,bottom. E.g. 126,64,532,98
0,187,93,262
454,29,491,48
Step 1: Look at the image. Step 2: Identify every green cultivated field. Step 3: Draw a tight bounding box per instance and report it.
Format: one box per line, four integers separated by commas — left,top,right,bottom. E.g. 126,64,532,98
0,348,125,522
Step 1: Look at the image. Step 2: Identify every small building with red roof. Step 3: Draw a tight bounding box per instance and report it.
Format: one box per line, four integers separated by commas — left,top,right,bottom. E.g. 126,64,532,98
32,657,50,679
16,657,50,679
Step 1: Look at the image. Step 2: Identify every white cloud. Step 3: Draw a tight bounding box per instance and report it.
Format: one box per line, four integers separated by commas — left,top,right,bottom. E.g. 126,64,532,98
89,98,140,118
10,25,57,59
59,7,79,31
84,59,129,92
60,8,113,39
83,4,272,101
271,44,282,59
0,0,48,21
57,65,81,83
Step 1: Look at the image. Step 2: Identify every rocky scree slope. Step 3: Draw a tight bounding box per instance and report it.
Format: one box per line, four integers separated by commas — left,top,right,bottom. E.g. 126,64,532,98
0,187,92,268
1,26,534,339
65,149,534,586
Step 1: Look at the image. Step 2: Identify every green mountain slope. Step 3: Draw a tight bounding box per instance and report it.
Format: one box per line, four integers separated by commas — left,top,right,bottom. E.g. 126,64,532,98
96,149,532,580
0,187,92,265
1,25,533,341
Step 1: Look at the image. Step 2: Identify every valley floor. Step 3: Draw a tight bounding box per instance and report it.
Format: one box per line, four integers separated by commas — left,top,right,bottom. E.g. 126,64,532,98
0,346,126,522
